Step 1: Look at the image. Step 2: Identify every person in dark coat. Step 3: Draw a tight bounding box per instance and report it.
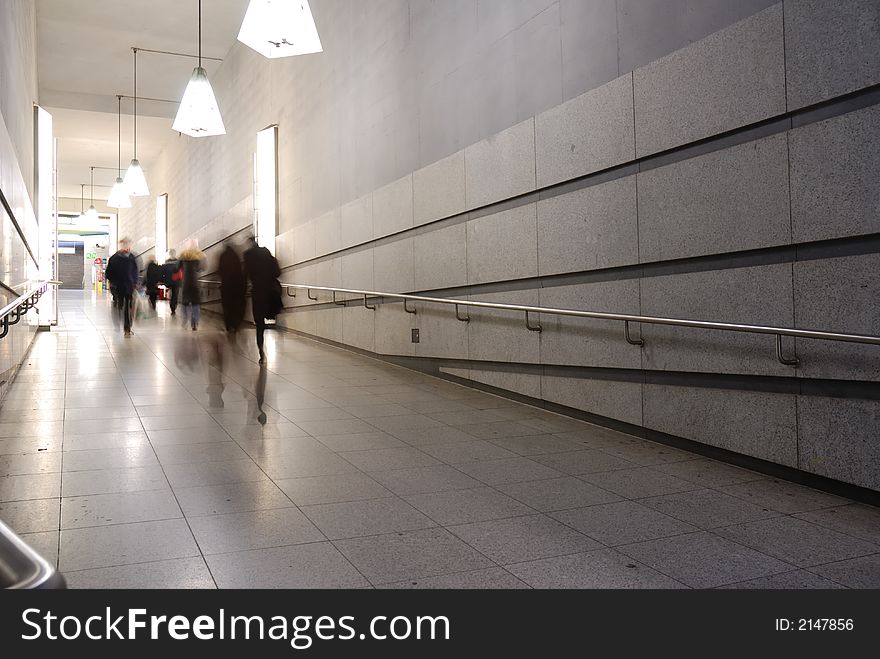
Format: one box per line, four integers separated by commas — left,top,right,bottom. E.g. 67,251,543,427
218,242,246,333
179,244,205,331
243,236,281,364
162,249,182,316
145,256,162,311
104,238,139,337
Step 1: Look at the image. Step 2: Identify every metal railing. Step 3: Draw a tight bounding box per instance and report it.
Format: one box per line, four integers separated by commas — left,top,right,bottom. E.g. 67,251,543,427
0,281,57,339
0,519,65,589
199,280,880,367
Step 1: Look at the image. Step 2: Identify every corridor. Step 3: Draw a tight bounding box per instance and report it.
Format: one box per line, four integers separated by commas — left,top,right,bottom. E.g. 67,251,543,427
0,290,877,589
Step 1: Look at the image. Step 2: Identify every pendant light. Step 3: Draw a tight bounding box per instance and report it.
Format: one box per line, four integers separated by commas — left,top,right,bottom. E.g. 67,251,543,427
86,167,99,221
124,48,150,196
173,0,226,137
108,95,132,209
237,0,323,59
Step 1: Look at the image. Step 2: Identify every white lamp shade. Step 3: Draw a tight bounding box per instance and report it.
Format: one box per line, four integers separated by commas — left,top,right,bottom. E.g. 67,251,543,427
173,67,226,137
85,205,99,221
237,0,322,59
107,177,132,208
124,158,150,196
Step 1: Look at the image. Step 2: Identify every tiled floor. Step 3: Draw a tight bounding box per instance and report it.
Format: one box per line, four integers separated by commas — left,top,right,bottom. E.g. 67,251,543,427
1,290,878,589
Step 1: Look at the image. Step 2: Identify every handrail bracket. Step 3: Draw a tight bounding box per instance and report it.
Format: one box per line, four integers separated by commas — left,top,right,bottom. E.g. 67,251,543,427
404,300,417,315
625,321,644,346
455,304,470,323
525,310,542,332
776,334,799,367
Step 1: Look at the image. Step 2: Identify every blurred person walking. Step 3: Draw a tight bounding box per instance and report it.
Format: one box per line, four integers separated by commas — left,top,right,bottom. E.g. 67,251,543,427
179,243,205,331
218,241,246,333
162,249,183,316
243,236,282,364
145,255,162,312
104,238,138,337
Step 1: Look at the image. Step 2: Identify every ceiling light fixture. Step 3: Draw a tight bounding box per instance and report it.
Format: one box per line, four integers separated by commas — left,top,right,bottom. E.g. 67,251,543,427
238,0,323,59
108,95,132,209
87,167,99,221
173,0,226,137
124,48,150,196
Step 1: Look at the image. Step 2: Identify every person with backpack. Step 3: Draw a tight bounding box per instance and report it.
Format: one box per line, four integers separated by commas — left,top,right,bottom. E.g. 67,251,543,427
104,238,139,337
162,249,183,316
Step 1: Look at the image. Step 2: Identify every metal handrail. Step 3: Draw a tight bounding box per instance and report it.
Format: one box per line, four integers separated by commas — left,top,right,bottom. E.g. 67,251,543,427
0,280,59,340
0,519,65,589
199,280,880,367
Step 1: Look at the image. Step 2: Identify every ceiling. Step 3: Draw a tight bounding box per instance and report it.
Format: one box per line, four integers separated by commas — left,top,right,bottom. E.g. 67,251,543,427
36,0,251,200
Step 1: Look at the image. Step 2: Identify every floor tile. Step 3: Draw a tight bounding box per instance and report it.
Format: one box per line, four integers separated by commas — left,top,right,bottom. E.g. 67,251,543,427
146,426,232,446
387,426,482,446
162,459,266,488
281,407,356,423
718,570,846,589
795,505,880,545
0,436,63,455
335,528,493,584
206,542,369,588
382,567,528,589
551,500,697,546
61,466,168,497
579,467,701,499
497,477,622,512
315,432,406,452
368,465,484,497
640,489,782,529
532,450,637,475
419,440,519,464
599,442,697,466
276,472,392,506
715,517,880,568
0,472,61,502
60,446,158,471
302,497,436,540
808,554,880,589
404,487,536,525
653,459,767,488
295,418,378,437
154,442,250,465
618,531,794,588
719,479,850,515
63,418,143,435
449,514,600,564
188,507,325,554
342,403,415,418
507,548,689,589
59,518,199,572
174,480,295,516
455,457,565,485
64,407,137,421
61,432,149,452
252,452,359,480
0,497,60,534
0,452,62,476
61,490,182,529
65,557,216,589
488,434,589,456
456,421,548,440
340,446,442,471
